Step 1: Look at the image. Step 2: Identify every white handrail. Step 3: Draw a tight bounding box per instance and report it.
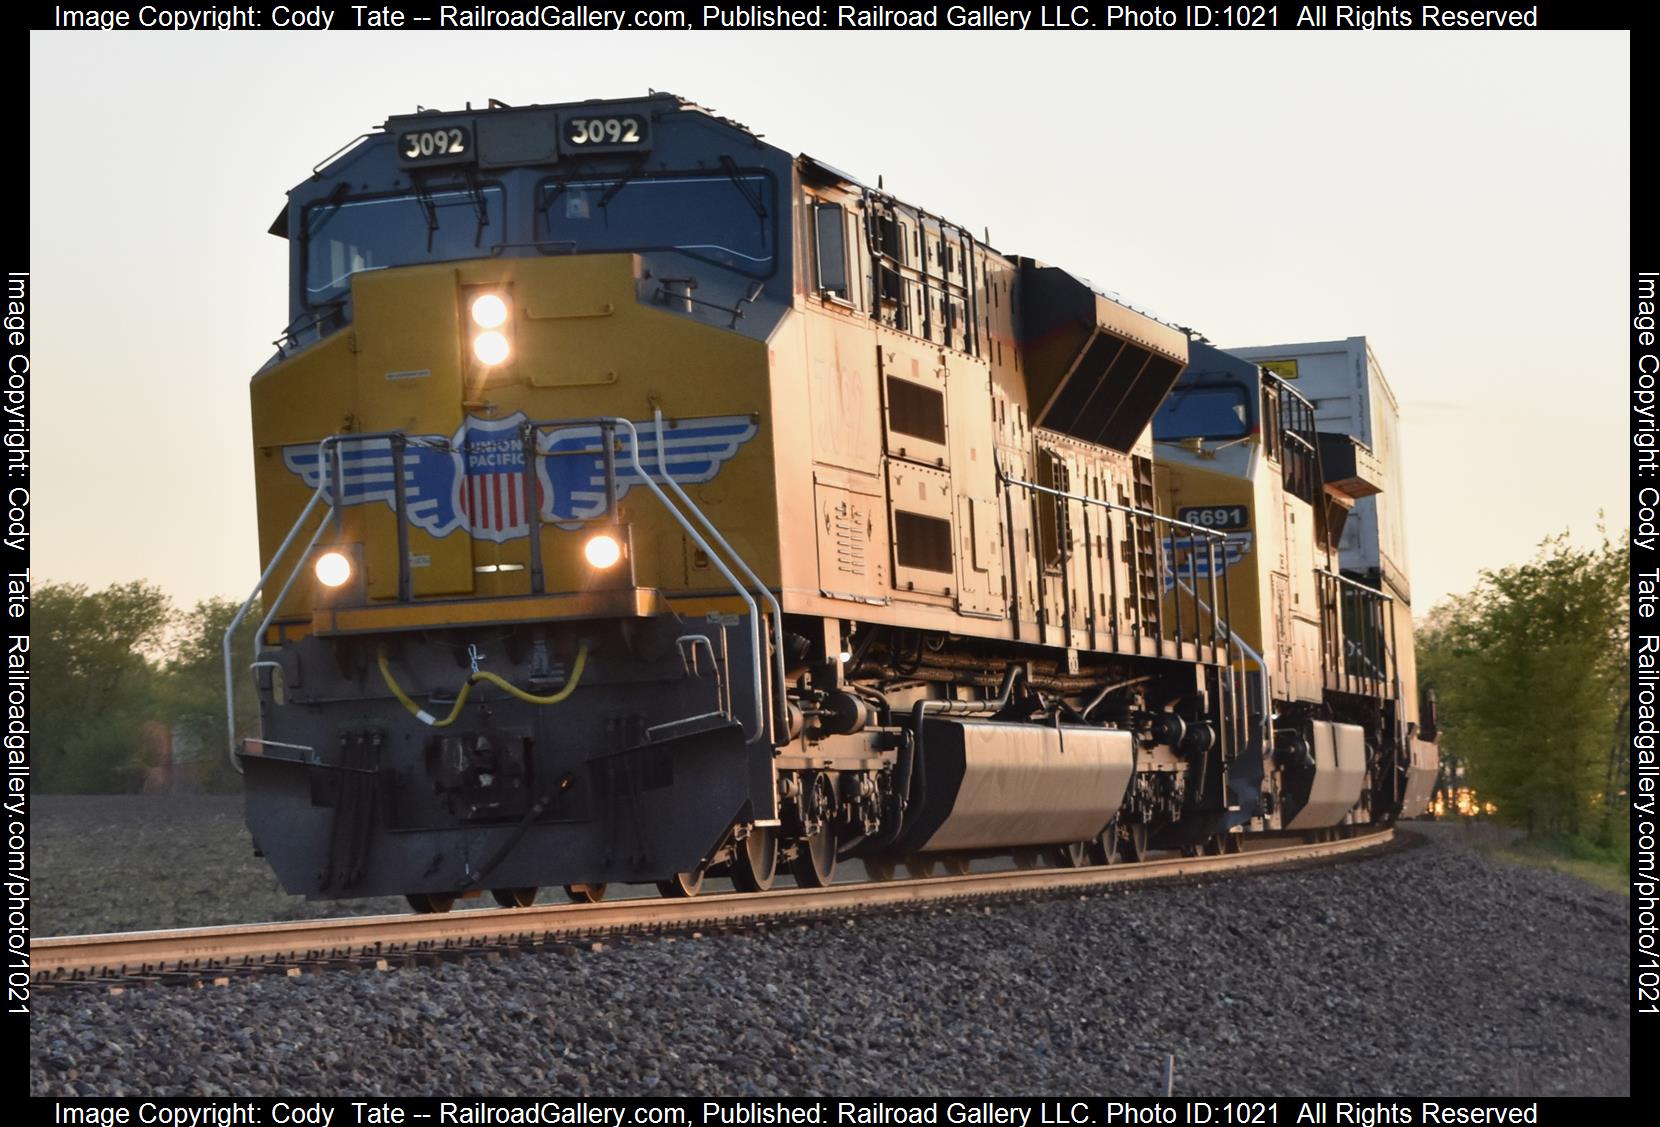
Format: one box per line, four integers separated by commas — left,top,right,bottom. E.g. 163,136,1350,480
599,417,769,744
651,407,789,743
222,453,333,773
1175,576,1272,750
223,431,403,771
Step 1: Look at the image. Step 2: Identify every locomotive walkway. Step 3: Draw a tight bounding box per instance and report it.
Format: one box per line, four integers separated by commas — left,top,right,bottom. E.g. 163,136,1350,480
31,829,1392,990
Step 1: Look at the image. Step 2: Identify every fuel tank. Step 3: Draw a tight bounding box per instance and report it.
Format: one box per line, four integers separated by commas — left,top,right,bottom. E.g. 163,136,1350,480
1283,720,1367,829
1399,737,1439,819
896,719,1136,853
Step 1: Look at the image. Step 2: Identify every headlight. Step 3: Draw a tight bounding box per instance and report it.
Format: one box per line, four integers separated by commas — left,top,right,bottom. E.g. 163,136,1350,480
314,551,352,588
473,331,510,366
584,533,622,570
470,293,509,329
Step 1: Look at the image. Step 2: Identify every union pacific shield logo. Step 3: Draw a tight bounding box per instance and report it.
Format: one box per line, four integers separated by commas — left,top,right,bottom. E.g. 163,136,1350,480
458,414,535,543
281,413,758,540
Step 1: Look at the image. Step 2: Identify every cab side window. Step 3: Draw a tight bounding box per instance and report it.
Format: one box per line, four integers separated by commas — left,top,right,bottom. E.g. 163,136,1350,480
1261,382,1282,462
814,203,850,301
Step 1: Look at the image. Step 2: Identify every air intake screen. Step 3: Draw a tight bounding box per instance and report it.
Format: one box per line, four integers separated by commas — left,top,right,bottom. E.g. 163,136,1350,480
886,376,947,445
894,511,954,574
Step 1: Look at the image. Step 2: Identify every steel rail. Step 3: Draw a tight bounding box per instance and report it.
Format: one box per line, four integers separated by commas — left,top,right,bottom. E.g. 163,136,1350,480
33,830,1392,983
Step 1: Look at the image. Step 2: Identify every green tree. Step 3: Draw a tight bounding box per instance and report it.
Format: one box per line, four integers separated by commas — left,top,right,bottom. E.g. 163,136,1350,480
161,596,261,792
33,581,175,792
1418,531,1627,843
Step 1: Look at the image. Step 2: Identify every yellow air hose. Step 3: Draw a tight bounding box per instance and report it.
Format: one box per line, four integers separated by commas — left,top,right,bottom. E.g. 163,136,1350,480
377,643,589,728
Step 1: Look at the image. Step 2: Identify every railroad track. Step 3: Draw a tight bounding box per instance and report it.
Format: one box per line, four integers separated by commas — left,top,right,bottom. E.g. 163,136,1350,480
32,829,1394,992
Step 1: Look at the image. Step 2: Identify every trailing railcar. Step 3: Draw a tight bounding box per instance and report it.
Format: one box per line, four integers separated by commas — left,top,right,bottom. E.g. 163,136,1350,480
227,93,1424,910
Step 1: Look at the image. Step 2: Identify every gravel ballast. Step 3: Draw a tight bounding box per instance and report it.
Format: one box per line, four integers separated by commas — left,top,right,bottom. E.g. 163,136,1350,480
32,794,407,935
28,820,1628,1097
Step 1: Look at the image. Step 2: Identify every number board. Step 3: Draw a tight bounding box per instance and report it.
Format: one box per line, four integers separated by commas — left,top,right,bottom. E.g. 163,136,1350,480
562,113,650,153
397,123,475,168
1178,504,1251,531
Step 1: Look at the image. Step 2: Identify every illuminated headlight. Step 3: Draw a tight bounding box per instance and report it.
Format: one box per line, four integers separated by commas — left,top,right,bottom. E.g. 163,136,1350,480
470,293,509,329
314,551,352,588
584,533,622,570
473,331,510,366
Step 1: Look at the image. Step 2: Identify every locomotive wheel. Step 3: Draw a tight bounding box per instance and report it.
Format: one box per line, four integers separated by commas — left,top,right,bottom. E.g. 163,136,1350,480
563,883,609,904
1223,832,1243,855
1046,842,1089,868
1011,848,1041,870
657,870,705,898
939,854,971,876
1200,834,1225,857
731,827,780,893
1089,823,1122,866
862,857,897,882
792,824,838,888
490,887,538,909
904,855,938,879
405,892,457,914
1121,823,1151,863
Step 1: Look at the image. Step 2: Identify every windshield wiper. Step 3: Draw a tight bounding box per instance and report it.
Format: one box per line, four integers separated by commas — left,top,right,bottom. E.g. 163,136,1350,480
597,157,649,210
540,171,577,213
412,174,489,251
719,156,767,221
303,181,353,240
413,181,440,253
462,168,489,248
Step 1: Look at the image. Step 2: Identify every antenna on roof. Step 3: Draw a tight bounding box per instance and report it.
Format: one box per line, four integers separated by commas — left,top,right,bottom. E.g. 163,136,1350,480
878,174,884,190
488,98,511,109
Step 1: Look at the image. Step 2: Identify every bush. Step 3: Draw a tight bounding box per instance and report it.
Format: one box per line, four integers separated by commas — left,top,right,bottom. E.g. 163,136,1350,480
1418,531,1627,845
32,583,260,793
32,582,174,792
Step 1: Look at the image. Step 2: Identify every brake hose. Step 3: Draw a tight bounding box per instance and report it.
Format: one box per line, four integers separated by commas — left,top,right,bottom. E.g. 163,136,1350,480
377,643,589,728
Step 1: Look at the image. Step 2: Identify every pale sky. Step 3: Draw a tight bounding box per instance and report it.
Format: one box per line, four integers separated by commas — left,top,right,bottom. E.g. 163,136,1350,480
28,30,1630,615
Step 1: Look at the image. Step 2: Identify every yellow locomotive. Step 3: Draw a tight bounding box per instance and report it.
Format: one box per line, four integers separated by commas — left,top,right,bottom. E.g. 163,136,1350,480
1154,340,1438,836
228,93,1432,909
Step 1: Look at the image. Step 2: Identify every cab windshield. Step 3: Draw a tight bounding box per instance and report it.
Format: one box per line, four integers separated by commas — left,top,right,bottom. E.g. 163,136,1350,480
303,186,506,305
1153,383,1253,441
537,173,775,277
